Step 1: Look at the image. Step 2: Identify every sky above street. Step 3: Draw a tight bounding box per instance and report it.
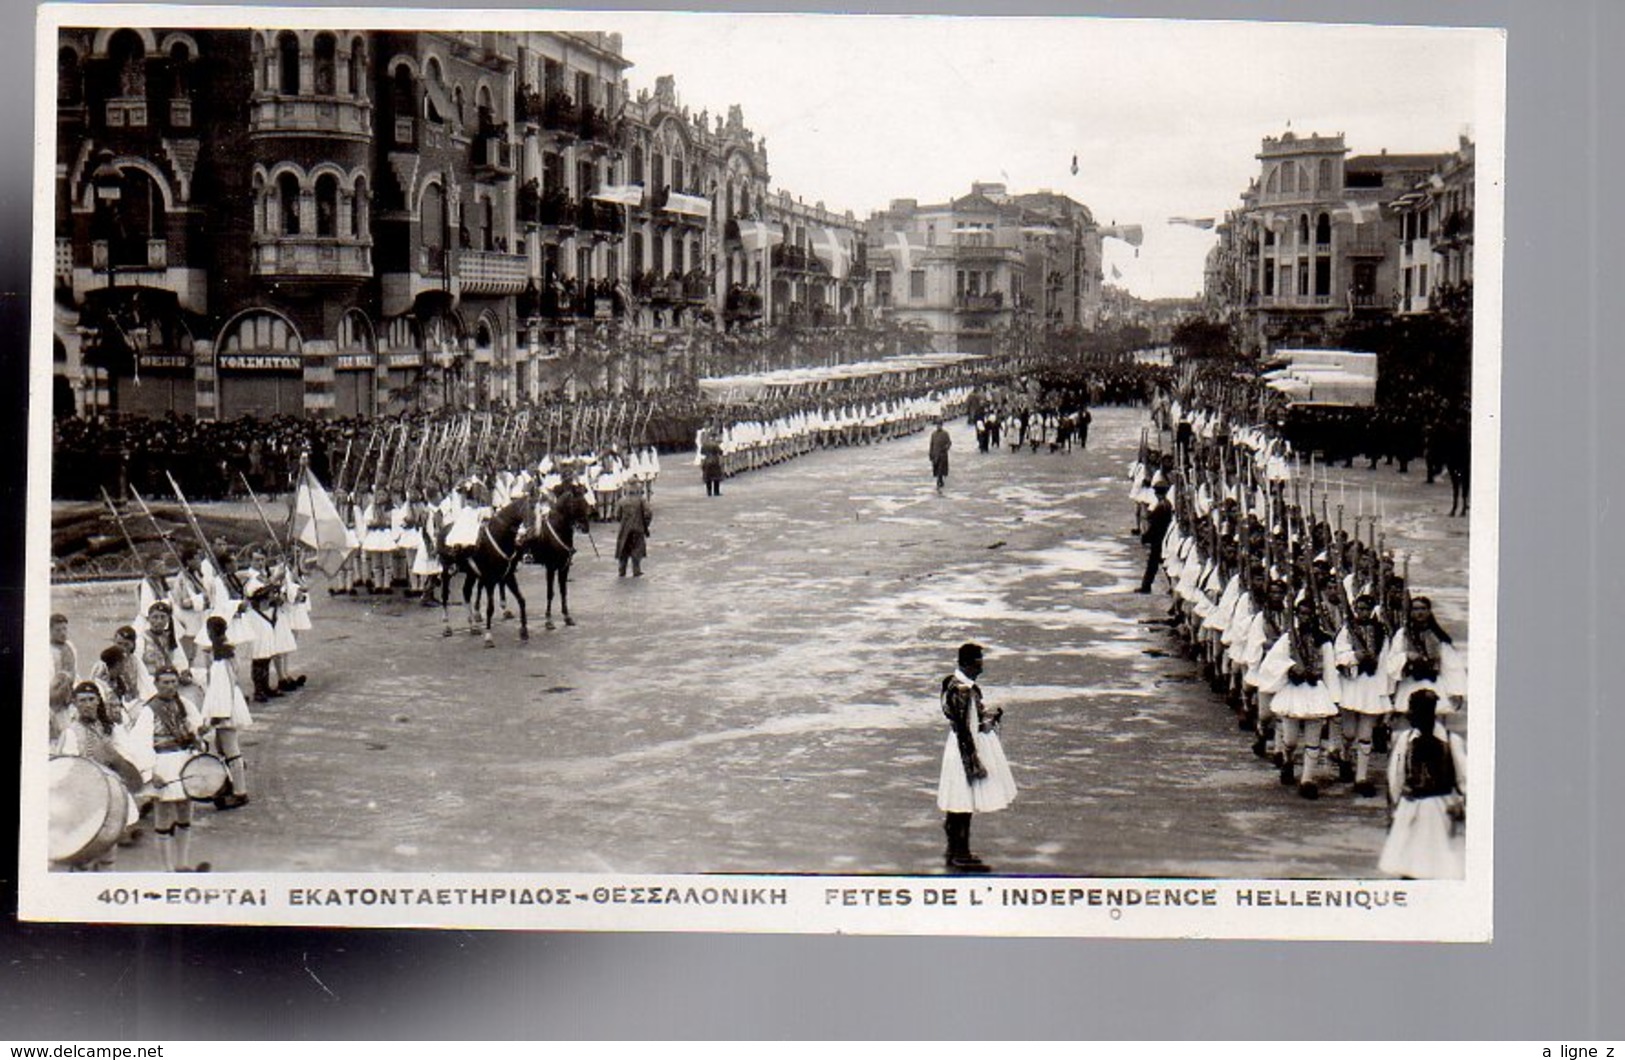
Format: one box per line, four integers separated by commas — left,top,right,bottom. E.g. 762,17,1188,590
589,13,1498,300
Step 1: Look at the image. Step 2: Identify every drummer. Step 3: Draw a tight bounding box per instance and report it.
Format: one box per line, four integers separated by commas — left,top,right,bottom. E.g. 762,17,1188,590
54,681,143,871
146,665,211,873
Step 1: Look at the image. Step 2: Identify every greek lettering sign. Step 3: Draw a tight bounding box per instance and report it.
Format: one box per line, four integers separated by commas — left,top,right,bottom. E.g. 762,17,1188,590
386,351,423,368
336,353,378,370
136,353,192,370
217,353,301,372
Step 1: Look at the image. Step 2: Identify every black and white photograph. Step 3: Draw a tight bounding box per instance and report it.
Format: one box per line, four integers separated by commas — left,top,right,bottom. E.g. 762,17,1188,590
21,6,1504,938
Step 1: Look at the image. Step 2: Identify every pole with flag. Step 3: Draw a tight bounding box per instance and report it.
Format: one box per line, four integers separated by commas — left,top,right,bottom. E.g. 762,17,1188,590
290,455,357,578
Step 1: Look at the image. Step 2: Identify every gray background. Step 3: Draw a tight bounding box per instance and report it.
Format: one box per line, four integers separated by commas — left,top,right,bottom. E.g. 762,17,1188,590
3,0,1620,1039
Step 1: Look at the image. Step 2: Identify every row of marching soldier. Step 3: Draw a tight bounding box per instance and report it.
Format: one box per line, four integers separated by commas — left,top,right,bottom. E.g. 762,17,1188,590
45,477,313,872
1131,380,1468,879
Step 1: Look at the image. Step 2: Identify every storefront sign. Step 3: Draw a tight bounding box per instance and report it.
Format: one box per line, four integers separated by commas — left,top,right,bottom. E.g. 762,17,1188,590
385,351,423,368
217,353,301,372
336,353,378,370
137,353,192,370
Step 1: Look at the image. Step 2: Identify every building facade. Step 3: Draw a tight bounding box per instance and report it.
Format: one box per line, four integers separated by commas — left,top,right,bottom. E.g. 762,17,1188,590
1205,131,1461,355
865,182,1102,354
54,27,810,418
1392,136,1475,316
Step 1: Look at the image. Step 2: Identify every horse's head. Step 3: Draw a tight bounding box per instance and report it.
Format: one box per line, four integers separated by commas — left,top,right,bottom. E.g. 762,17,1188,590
555,485,593,533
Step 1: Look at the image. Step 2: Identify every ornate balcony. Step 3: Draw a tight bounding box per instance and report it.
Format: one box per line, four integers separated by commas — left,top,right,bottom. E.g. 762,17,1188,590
540,92,578,137
457,249,527,295
956,293,1003,311
248,95,373,141
251,237,372,280
472,132,516,181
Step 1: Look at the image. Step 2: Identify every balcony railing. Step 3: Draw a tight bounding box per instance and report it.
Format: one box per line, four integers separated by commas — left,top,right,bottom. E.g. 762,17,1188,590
168,99,193,130
472,134,516,180
252,237,371,279
457,249,527,295
92,238,168,271
104,98,148,128
575,200,623,235
541,92,579,135
248,96,372,139
956,293,1004,311
578,103,614,145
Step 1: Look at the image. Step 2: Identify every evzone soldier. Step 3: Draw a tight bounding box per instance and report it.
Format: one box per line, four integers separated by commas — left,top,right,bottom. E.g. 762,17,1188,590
1384,595,1467,723
197,614,253,809
1333,593,1391,797
1258,595,1341,798
936,642,1016,873
145,664,211,872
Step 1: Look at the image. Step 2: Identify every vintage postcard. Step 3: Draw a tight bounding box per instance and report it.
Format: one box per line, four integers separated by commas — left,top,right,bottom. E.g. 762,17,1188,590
21,5,1504,938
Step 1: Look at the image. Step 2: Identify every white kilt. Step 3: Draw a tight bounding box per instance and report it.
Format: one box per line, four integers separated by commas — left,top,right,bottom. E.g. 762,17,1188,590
937,728,1017,813
1378,796,1465,879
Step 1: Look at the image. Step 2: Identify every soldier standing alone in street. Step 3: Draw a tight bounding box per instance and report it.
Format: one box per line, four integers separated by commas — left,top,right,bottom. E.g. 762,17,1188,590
928,419,952,493
936,642,1016,873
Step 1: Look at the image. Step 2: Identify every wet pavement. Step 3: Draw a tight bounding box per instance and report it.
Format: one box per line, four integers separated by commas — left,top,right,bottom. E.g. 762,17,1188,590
49,406,1471,878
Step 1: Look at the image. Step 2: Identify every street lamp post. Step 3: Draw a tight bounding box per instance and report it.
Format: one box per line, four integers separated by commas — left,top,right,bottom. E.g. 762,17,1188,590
90,150,124,417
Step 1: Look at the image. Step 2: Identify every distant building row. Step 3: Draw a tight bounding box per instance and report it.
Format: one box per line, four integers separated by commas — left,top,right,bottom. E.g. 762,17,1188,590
52,26,1106,421
1203,130,1475,355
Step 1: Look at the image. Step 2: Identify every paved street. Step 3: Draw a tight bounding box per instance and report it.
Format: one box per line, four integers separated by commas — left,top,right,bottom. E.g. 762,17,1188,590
50,406,1471,878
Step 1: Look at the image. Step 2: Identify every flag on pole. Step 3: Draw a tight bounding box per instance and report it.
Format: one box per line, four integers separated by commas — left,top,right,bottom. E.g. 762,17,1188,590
1100,223,1144,248
1167,216,1216,230
810,227,851,279
1111,264,1123,280
1070,153,1079,176
887,230,913,273
292,466,357,577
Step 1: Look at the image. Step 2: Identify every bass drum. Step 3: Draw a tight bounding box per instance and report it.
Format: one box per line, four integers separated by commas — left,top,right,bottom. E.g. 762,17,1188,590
180,753,229,801
48,756,133,868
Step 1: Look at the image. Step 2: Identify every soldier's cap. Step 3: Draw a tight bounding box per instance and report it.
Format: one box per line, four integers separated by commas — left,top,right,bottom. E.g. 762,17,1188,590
153,664,180,679
50,613,68,625
147,599,173,615
72,680,102,698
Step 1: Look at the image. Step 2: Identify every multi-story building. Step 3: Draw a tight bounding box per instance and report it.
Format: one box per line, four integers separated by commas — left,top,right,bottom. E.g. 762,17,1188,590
53,27,814,415
762,191,867,329
1204,131,1451,354
1393,136,1475,316
865,182,1101,354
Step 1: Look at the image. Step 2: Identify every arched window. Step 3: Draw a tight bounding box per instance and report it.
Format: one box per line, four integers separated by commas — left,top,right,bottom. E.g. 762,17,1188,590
351,175,368,237
313,33,336,95
420,182,445,249
424,58,443,124
277,32,300,95
57,46,81,105
277,172,301,235
629,145,645,186
453,85,465,128
391,64,414,118
168,41,191,99
650,150,666,193
1318,158,1333,191
1298,214,1309,245
315,173,339,237
348,38,364,97
476,83,493,128
740,184,751,217
108,29,146,97
1316,212,1331,246
339,309,375,352
107,167,161,267
220,311,301,355
672,156,685,196
479,195,493,250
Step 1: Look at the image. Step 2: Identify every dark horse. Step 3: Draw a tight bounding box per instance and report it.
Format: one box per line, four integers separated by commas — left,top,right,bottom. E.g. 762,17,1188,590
524,484,593,630
440,494,533,646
